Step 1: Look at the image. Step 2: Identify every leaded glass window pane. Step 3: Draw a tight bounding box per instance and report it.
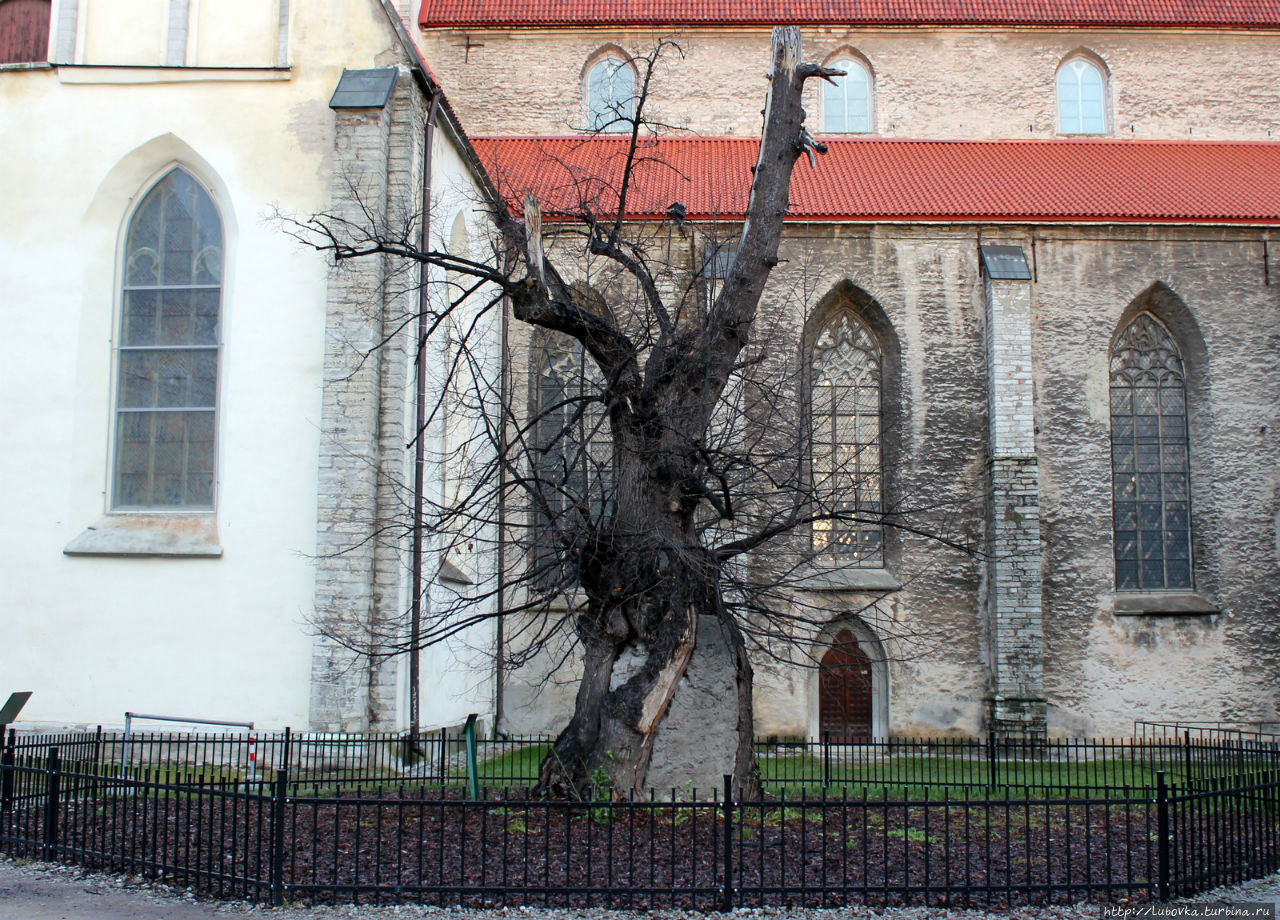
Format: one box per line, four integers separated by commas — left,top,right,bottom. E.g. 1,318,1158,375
586,56,635,133
811,312,883,565
113,169,221,509
821,58,871,133
1110,312,1192,590
533,335,611,580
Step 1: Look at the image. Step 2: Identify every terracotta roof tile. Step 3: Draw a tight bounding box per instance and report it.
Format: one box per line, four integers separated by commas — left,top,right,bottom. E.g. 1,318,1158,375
421,0,1280,29
471,137,1280,224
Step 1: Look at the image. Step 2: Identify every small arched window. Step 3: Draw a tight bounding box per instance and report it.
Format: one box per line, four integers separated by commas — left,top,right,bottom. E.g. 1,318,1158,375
113,168,222,509
811,311,882,565
1057,56,1107,134
821,57,872,134
1110,312,1192,590
585,54,635,133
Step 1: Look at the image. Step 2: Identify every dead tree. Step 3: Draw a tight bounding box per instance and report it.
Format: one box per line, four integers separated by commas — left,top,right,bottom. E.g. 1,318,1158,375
294,28,960,798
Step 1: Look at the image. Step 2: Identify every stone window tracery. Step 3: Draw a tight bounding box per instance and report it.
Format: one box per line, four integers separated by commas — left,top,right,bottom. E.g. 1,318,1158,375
1110,312,1192,591
113,167,222,510
811,311,883,565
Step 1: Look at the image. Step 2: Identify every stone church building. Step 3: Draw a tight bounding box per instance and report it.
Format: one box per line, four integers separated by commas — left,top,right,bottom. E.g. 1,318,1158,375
414,0,1280,740
2,0,1277,743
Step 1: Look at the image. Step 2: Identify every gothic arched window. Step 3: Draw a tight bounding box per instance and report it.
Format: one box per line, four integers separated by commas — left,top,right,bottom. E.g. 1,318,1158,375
821,56,873,133
532,329,612,576
1110,312,1192,590
1057,55,1107,134
811,312,883,565
114,168,222,509
585,54,635,133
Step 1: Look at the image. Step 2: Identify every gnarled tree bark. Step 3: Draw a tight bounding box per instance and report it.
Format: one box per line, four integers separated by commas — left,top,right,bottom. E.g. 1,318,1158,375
529,27,837,799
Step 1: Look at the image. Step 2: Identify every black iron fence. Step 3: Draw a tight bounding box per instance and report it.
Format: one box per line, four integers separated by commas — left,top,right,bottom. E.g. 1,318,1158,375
2,732,1278,909
756,733,1280,794
7,728,1277,794
1,727,545,787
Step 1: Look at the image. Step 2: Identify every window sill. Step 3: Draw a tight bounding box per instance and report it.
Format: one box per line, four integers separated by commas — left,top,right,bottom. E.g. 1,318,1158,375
1106,592,1218,616
0,62,53,72
56,64,291,85
64,515,222,558
438,557,473,586
797,565,900,592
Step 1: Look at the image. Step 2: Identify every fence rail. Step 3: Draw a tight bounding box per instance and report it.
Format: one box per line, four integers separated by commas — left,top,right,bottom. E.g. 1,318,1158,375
7,728,1277,794
2,731,1278,909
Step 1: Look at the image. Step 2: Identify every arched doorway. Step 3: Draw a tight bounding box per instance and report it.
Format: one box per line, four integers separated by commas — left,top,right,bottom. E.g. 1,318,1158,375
819,629,873,740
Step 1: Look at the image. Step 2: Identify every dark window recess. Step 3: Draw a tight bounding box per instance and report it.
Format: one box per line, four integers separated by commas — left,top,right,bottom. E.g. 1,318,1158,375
0,0,50,64
979,244,1033,280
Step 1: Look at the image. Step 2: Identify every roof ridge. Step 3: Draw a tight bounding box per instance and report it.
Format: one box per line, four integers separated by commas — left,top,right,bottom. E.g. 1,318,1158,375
474,135,1280,148
421,0,1280,30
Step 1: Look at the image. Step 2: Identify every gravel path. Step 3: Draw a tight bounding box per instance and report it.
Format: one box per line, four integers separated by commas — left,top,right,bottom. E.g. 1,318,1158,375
0,857,1276,920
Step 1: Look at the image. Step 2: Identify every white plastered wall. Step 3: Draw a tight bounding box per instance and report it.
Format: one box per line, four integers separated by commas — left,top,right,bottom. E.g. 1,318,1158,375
0,0,437,730
409,120,504,732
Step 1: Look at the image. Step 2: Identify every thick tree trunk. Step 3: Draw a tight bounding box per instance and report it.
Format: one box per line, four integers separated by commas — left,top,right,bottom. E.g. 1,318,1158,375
538,610,759,799
534,26,828,801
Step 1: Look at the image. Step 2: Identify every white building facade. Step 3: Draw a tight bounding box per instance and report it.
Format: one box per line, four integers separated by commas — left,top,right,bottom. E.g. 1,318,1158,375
0,0,500,734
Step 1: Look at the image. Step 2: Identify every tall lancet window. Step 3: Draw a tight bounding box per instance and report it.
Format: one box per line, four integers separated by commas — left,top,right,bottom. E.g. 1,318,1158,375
1110,312,1193,590
532,328,612,581
811,312,883,565
114,168,222,509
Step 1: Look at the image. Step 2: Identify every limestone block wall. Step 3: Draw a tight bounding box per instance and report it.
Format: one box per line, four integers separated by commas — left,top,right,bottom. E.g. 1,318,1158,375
1029,226,1280,737
501,224,993,740
310,70,504,734
417,27,1280,141
499,221,1280,742
310,96,401,732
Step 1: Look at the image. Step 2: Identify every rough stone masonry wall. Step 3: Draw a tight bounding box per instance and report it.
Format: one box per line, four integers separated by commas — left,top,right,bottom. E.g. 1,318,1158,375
309,69,425,731
416,27,1280,141
986,459,1046,740
501,225,995,741
500,221,1280,742
1029,226,1280,737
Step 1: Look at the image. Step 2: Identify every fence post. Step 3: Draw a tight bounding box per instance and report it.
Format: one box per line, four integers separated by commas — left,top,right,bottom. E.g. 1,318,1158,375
1,732,14,821
269,768,287,906
822,731,831,789
1156,770,1170,901
721,774,734,912
1183,730,1193,787
42,746,60,861
281,727,292,779
439,727,447,784
464,715,479,800
987,728,997,789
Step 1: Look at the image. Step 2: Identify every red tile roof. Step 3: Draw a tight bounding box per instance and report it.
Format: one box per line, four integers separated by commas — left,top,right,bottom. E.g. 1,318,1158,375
470,137,1280,224
420,0,1280,29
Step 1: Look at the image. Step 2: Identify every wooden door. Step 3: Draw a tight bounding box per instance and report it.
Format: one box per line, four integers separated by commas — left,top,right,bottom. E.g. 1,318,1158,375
819,629,873,741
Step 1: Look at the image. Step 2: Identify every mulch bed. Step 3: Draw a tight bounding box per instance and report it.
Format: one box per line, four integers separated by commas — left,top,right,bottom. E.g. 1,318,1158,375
6,783,1272,910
